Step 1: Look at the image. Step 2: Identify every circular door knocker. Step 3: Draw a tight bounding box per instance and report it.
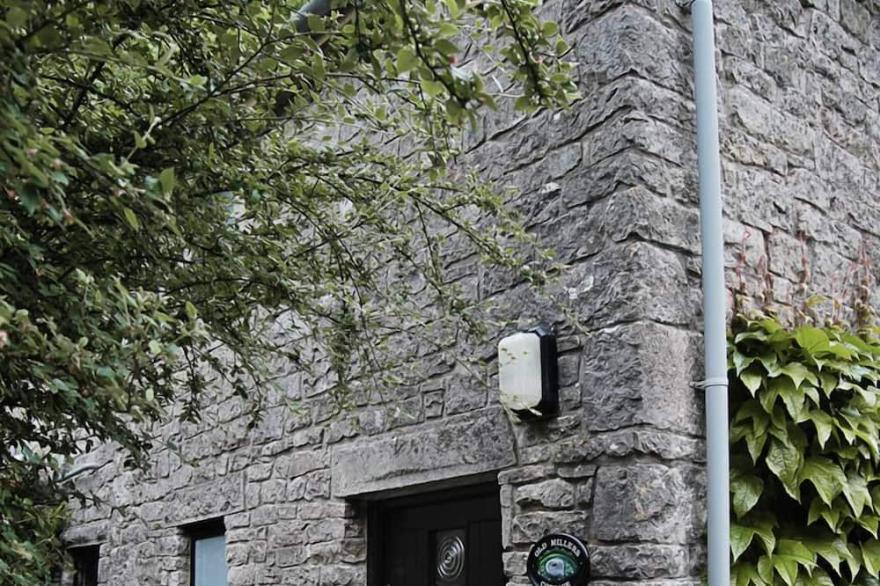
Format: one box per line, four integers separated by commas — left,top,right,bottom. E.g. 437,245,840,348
526,533,591,586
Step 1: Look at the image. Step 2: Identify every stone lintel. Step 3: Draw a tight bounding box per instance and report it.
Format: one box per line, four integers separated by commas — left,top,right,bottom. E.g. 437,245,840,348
331,406,516,497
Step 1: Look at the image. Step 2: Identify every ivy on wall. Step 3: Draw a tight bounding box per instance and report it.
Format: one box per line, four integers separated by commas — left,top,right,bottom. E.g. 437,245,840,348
729,317,880,586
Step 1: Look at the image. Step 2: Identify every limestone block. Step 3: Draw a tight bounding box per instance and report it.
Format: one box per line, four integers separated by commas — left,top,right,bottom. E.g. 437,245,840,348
582,322,702,434
562,242,695,329
514,479,576,509
574,6,690,89
503,550,528,577
592,464,702,543
590,544,699,580
331,407,516,497
511,511,590,544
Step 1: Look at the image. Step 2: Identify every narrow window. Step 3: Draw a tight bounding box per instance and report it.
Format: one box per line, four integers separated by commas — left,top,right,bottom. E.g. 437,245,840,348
187,518,227,586
69,544,100,586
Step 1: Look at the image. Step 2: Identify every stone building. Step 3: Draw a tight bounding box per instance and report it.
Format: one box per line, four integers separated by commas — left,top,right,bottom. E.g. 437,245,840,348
62,0,880,585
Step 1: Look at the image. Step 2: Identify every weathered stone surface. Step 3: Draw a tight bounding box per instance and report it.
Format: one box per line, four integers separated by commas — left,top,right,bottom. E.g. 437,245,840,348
582,323,703,434
515,479,576,509
511,511,590,544
498,464,555,485
575,6,690,89
590,544,700,579
330,407,516,497
593,465,703,544
560,242,696,329
167,473,246,525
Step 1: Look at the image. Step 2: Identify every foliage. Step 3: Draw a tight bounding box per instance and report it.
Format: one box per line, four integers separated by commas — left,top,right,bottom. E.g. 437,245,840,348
730,316,880,586
0,0,577,581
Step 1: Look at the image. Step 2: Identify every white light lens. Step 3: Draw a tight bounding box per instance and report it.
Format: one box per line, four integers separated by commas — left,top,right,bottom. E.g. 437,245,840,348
498,332,543,412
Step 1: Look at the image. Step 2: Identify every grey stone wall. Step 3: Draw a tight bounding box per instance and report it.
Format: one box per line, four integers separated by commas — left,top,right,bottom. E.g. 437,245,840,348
63,1,880,585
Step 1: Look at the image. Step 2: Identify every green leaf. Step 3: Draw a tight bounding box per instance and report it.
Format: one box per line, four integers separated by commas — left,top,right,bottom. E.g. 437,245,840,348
778,539,816,566
731,523,755,562
827,341,855,360
19,185,40,214
803,536,848,575
159,168,175,195
775,539,816,586
801,567,834,586
734,350,756,375
731,474,764,518
737,329,769,343
819,372,838,398
807,499,840,532
752,516,777,555
81,36,113,56
442,0,463,17
758,351,780,375
843,473,872,518
421,79,446,98
746,429,769,462
766,438,801,500
434,39,458,57
779,362,812,389
804,384,821,405
741,367,764,395
859,514,880,538
280,45,303,62
122,207,140,231
438,22,459,37
862,540,880,576
397,47,419,73
798,457,845,507
514,95,536,112
187,74,208,88
771,376,806,421
185,301,197,320
796,326,831,354
732,562,762,586
306,13,326,32
542,20,559,36
808,410,834,448
757,555,774,583
846,543,862,578
774,555,799,586
759,384,779,413
6,6,27,28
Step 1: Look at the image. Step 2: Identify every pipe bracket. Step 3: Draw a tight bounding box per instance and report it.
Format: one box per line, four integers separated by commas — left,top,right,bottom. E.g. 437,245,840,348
691,377,729,390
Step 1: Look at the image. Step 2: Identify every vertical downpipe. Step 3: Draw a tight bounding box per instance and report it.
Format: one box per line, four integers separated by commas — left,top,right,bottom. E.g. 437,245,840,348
691,0,730,585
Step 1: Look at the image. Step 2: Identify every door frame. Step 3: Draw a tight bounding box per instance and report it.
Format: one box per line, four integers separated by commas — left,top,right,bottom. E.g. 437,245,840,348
366,482,502,586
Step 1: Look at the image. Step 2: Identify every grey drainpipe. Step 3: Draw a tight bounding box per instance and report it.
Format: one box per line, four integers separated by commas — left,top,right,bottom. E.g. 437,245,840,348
689,0,730,585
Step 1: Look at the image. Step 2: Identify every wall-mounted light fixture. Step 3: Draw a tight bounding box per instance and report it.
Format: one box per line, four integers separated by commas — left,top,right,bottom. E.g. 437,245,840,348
498,325,559,420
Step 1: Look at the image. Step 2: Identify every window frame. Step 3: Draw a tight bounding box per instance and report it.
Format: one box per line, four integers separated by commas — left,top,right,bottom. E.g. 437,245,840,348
68,543,100,586
185,518,227,586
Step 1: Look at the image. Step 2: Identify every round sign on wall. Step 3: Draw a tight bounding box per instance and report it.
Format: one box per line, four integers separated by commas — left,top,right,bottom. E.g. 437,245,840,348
526,533,590,586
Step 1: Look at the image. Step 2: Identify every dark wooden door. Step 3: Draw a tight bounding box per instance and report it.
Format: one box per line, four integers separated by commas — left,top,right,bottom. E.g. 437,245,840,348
371,486,504,586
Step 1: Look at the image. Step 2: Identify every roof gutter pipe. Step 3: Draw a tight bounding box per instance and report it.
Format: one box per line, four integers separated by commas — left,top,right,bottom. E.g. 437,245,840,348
690,1,730,584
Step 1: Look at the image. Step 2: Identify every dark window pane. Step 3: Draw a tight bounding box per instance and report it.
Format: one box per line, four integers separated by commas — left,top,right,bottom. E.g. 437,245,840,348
70,545,100,586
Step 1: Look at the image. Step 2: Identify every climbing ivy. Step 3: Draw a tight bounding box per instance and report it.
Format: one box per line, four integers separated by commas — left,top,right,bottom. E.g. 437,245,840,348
730,316,880,586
